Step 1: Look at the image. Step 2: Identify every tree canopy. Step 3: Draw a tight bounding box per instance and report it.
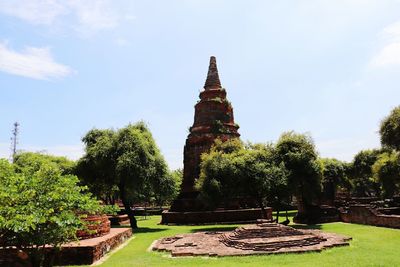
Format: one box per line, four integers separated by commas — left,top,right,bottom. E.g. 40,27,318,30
76,128,117,204
275,131,322,212
372,151,400,198
197,139,288,217
77,122,177,228
380,106,400,151
13,152,76,175
152,169,182,208
349,149,382,197
320,158,350,203
0,159,104,267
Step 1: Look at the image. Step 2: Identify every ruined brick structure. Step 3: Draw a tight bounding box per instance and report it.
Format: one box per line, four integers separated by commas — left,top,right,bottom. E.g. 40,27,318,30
162,57,272,224
152,222,351,256
171,56,240,211
339,204,400,229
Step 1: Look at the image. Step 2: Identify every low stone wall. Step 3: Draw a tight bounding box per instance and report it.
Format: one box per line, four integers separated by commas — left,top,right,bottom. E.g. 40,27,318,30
161,208,272,225
340,205,400,229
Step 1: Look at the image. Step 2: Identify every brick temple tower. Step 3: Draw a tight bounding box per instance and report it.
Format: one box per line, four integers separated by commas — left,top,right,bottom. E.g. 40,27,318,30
170,56,240,211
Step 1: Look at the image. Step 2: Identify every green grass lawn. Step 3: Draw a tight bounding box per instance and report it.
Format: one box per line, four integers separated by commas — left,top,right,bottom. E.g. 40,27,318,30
91,212,400,267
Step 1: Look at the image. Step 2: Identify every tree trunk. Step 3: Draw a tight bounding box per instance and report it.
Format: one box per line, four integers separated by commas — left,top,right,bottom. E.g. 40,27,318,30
275,197,281,223
119,182,138,229
30,247,42,267
44,246,58,267
258,199,266,219
298,181,308,218
296,195,304,213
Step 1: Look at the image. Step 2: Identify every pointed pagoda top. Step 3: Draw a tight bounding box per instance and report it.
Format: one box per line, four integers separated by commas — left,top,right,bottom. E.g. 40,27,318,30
204,56,222,90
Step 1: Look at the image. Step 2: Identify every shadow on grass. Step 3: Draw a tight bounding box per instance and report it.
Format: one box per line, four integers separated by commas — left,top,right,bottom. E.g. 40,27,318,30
133,227,169,234
190,226,238,233
111,225,168,233
292,224,322,230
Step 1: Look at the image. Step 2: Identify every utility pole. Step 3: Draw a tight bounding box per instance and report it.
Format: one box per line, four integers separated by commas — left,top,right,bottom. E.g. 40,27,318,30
10,122,19,163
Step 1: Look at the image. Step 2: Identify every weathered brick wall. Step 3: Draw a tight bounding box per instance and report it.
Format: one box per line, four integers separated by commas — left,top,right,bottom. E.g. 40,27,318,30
340,205,400,228
0,228,132,266
76,214,111,239
181,93,239,195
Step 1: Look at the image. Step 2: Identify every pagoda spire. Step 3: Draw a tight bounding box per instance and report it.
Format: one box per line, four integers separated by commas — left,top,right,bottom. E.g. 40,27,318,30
204,56,221,89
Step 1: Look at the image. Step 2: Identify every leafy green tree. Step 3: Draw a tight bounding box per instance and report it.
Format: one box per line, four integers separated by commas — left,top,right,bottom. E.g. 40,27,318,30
77,122,171,228
349,149,382,197
0,158,14,178
114,123,169,228
240,143,288,218
14,152,76,175
372,152,400,198
197,139,247,209
380,106,400,150
275,131,322,220
152,168,182,208
198,139,288,217
76,129,118,204
320,158,350,204
0,159,104,267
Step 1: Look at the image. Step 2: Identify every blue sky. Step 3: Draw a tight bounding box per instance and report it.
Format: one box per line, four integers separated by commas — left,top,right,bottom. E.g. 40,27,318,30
1,1,400,169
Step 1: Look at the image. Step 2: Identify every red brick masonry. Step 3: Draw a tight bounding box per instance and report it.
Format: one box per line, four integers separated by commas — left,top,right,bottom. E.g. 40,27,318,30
179,56,240,197
152,222,351,257
76,214,111,239
340,204,400,228
0,228,132,266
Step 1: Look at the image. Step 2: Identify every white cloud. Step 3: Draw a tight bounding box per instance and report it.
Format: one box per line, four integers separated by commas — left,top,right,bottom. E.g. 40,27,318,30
382,21,400,40
0,42,73,80
370,20,400,69
0,0,129,34
124,14,136,21
114,38,130,47
370,42,400,68
68,0,118,33
0,0,66,25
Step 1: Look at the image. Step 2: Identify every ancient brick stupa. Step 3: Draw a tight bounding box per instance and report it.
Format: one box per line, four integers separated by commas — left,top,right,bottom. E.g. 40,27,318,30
170,56,239,210
161,56,271,224
180,56,240,199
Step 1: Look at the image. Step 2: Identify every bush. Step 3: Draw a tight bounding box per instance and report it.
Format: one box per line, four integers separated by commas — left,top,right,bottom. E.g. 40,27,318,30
0,159,105,267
